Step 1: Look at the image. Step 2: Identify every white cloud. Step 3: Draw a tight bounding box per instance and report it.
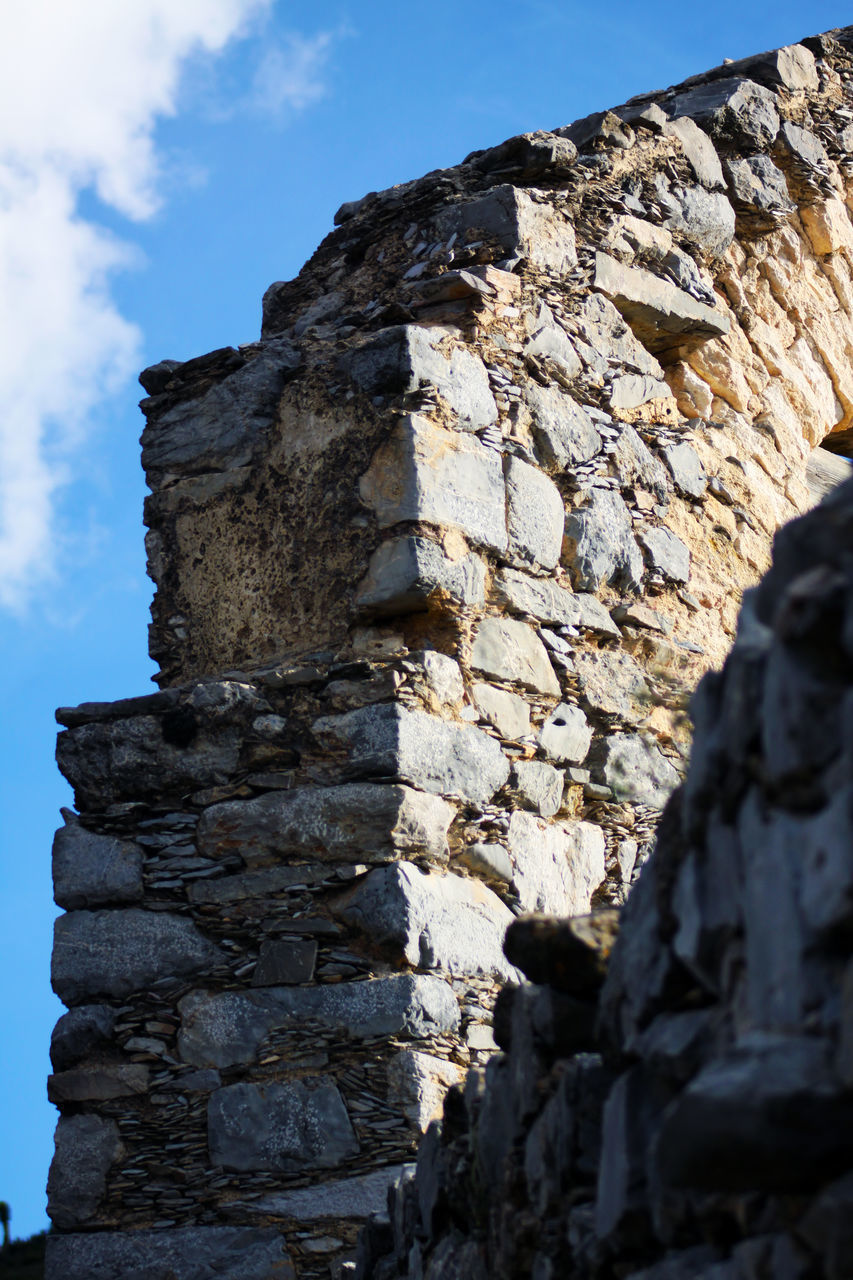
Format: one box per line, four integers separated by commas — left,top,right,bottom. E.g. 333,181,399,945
0,0,336,611
250,30,336,116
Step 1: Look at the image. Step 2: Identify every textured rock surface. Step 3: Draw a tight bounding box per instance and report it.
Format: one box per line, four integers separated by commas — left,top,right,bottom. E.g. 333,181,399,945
362,475,853,1280
46,24,853,1280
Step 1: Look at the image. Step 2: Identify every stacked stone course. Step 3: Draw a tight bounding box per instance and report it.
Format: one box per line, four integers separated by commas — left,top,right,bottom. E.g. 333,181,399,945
45,24,853,1280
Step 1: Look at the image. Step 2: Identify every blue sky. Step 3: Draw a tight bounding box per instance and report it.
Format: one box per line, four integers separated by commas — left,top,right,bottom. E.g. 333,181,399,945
1,0,848,1242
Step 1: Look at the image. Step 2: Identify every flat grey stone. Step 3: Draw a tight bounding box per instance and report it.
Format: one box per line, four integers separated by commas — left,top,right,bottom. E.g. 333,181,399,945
524,381,601,471
44,1226,294,1280
354,535,487,616
573,293,664,377
48,1063,150,1104
564,488,644,592
775,121,834,200
725,154,795,219
611,424,669,499
574,648,651,722
208,1078,358,1172
188,864,329,906
292,289,345,336
494,568,620,636
252,938,318,986
359,415,507,553
235,1165,408,1222
52,816,143,910
726,42,819,92
505,455,565,571
50,1004,117,1070
472,681,531,739
598,732,681,808
638,526,691,582
435,184,577,275
414,651,465,705
671,76,780,149
559,108,635,150
662,116,725,189
594,252,729,352
52,908,220,1005
662,441,707,498
511,759,564,817
47,1114,121,1228
524,316,582,380
660,186,736,259
471,616,560,696
56,713,244,809
177,974,460,1068
341,327,496,429
618,101,668,133
472,130,578,181
140,339,300,482
457,842,514,883
311,704,510,805
334,861,516,979
608,373,671,411
538,702,593,764
197,782,454,866
508,810,605,916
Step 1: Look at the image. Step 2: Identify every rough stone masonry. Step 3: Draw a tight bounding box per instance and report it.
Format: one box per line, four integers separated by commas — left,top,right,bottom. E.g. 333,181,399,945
45,24,853,1280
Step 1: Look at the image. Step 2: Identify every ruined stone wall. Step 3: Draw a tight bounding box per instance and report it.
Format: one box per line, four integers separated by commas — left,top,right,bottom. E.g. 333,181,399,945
45,26,853,1280
364,469,853,1280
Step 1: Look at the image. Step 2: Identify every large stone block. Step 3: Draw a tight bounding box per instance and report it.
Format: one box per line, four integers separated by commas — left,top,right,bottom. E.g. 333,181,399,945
52,815,143,910
233,1166,409,1222
594,253,730,352
671,77,780,149
177,974,461,1068
52,908,220,1005
312,703,510,804
660,186,737,257
662,116,725,189
50,1004,117,1070
341,327,497,429
508,810,605,916
597,733,681,808
359,415,507,554
574,648,651,722
524,381,601,471
47,1114,122,1228
44,1226,294,1280
538,703,593,764
725,154,795,222
140,339,301,483
387,1051,466,1131
353,535,487,617
471,616,560,696
563,488,644,592
435,184,577,275
505,455,565,570
197,782,455,866
334,861,516,979
208,1078,359,1172
494,568,620,636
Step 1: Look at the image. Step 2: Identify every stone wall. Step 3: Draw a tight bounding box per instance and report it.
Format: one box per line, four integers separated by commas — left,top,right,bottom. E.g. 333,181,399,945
46,25,853,1280
361,470,853,1280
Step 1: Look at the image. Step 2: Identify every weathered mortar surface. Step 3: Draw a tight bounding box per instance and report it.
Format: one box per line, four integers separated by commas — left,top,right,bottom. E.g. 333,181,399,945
45,24,853,1280
362,474,853,1280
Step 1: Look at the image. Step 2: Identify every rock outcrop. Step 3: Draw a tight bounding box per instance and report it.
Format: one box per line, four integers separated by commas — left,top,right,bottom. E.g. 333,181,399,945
45,24,853,1280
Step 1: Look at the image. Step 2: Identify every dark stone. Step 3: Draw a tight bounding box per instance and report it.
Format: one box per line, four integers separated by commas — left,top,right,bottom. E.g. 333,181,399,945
50,1003,116,1070
208,1078,359,1172
656,1037,853,1192
52,908,220,1005
46,1115,121,1228
52,815,143,910
44,1227,294,1280
503,912,619,997
252,938,318,986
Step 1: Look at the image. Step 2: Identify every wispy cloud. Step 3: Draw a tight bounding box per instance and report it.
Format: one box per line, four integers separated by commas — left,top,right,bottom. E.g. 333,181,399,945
250,30,338,116
0,0,337,612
